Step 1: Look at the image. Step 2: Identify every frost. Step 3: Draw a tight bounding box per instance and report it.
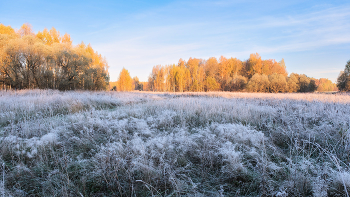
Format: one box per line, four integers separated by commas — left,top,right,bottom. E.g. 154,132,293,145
276,191,288,197
212,123,265,147
219,141,244,173
312,177,328,197
1,90,350,196
337,171,350,187
40,133,57,145
2,135,18,144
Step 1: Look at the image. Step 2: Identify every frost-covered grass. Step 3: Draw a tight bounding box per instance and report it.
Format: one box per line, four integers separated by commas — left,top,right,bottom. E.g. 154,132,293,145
140,91,350,103
1,90,350,196
0,90,154,128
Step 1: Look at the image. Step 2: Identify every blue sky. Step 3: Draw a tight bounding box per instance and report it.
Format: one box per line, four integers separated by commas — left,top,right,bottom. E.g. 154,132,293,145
1,0,350,82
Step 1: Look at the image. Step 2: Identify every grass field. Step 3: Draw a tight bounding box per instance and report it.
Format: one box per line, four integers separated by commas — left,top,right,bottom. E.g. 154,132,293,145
1,90,350,196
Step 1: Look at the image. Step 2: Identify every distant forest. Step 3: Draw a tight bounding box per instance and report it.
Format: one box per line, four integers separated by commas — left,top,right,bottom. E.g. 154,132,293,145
0,23,343,93
0,23,109,90
115,55,338,93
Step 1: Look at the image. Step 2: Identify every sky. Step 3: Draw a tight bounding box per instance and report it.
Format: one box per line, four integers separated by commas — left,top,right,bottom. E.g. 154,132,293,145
1,0,350,82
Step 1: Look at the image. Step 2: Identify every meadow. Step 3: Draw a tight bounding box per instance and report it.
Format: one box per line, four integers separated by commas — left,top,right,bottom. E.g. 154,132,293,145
1,90,350,196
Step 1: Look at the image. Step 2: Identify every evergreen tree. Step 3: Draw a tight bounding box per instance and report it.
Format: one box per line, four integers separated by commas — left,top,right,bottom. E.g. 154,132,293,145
337,60,350,91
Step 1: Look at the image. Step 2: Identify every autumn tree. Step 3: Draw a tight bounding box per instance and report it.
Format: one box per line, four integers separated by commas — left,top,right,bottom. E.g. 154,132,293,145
299,74,310,92
174,62,185,92
277,58,287,76
133,76,143,91
287,73,300,93
246,53,263,78
117,68,132,91
0,24,16,36
184,68,191,91
205,57,219,79
228,57,243,76
166,64,177,92
218,56,228,81
187,58,202,92
148,65,166,92
61,33,72,45
141,81,150,91
298,74,311,92
143,55,332,93
309,78,317,92
317,78,337,92
268,73,287,93
18,23,34,37
205,76,220,91
245,53,287,78
224,75,247,91
220,57,245,91
0,23,109,90
246,73,270,92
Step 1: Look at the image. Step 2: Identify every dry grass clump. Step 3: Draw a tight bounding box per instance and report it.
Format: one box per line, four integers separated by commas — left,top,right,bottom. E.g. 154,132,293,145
1,90,350,196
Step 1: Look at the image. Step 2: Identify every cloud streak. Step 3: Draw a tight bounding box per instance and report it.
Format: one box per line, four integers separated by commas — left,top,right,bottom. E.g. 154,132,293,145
92,1,350,82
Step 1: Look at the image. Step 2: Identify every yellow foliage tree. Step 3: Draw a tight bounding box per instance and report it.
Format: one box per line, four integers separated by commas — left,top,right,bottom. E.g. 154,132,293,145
0,24,16,36
117,68,133,91
0,23,109,90
268,73,287,93
247,73,270,92
246,53,263,78
205,76,220,91
287,74,300,93
18,23,34,37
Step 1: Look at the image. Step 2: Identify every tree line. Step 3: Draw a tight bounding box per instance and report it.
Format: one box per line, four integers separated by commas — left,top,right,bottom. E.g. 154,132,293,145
0,23,109,90
116,53,337,93
337,60,350,91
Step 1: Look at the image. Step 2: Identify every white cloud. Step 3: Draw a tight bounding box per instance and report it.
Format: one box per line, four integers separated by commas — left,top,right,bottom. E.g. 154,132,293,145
94,2,350,82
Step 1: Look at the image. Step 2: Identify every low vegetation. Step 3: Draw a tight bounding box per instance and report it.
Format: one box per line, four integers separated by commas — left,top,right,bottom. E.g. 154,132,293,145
1,90,350,196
